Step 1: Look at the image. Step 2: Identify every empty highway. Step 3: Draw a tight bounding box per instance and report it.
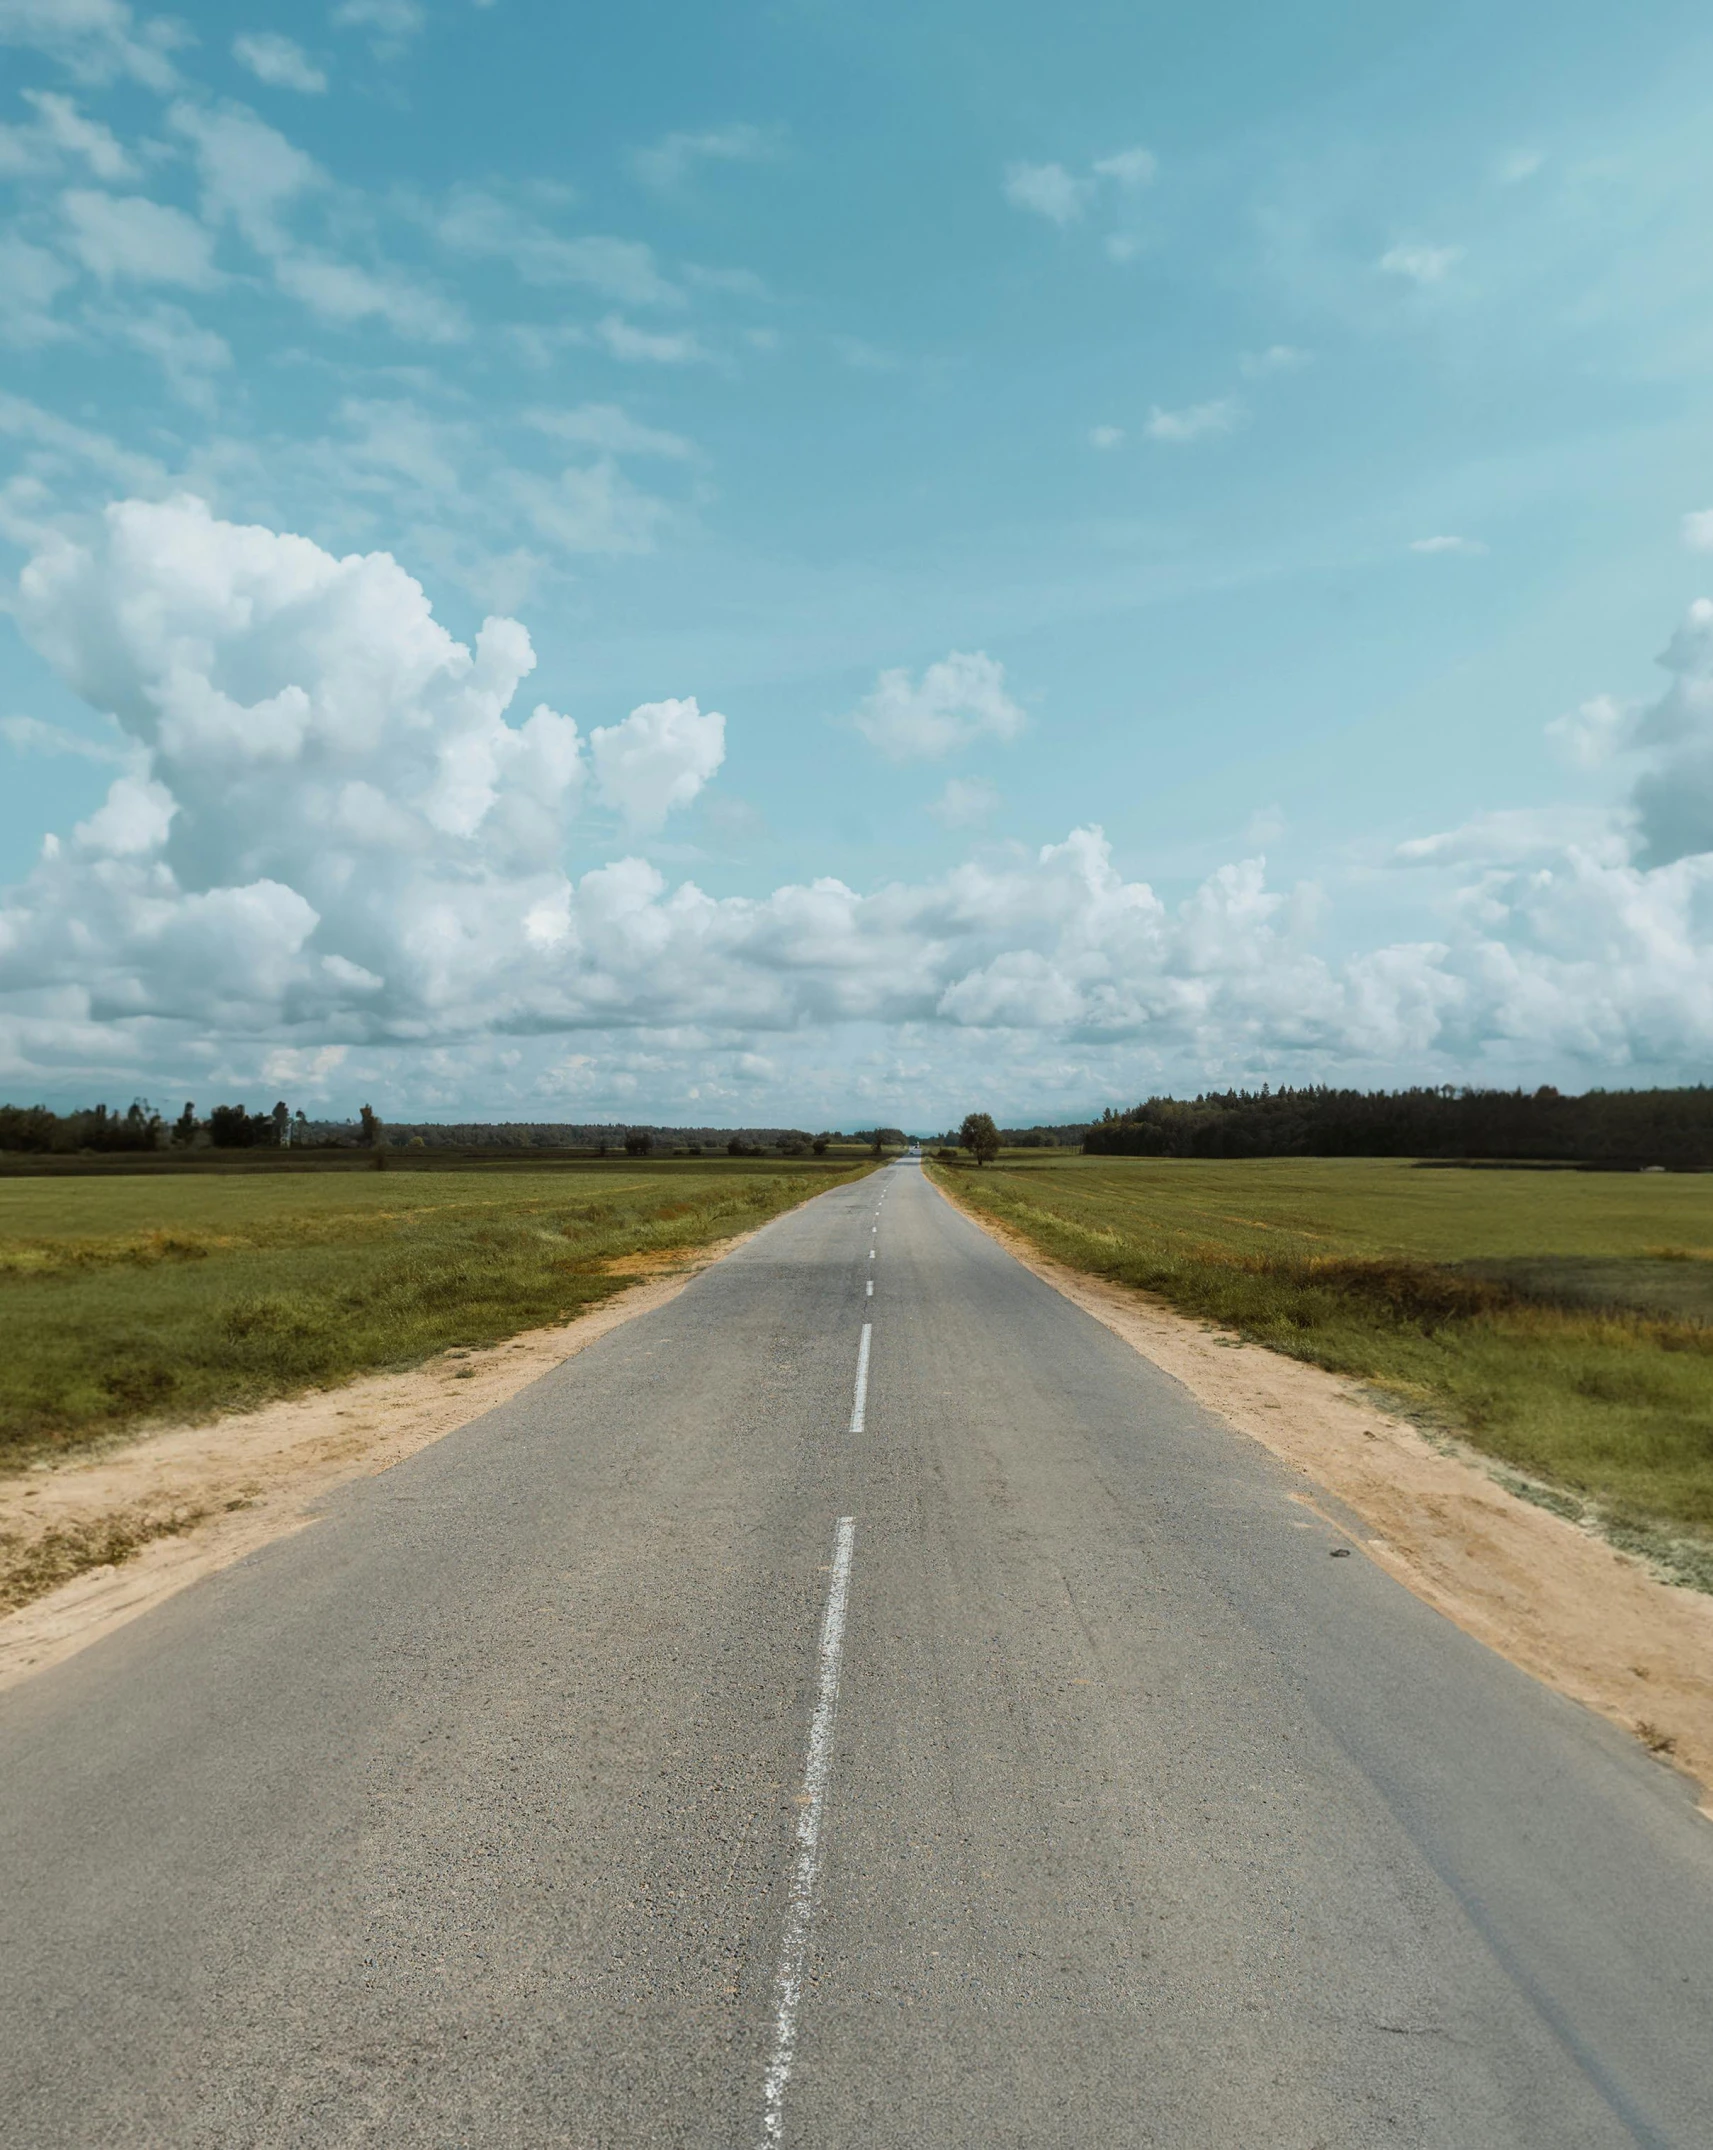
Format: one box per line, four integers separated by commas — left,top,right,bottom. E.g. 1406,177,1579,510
2,1160,1711,2147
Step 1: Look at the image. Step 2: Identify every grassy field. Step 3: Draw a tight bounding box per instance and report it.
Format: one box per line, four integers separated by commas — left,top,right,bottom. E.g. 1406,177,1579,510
0,1157,865,1467
930,1154,1713,1572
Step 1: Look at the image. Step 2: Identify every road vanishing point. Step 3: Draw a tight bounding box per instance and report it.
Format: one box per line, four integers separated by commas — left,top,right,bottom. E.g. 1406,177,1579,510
3,1159,1712,2147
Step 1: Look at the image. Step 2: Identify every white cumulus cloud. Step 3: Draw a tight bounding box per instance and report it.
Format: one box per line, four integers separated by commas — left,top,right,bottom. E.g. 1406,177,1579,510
590,698,726,830
852,651,1026,762
6,495,593,1026
1627,597,1713,867
331,0,423,54
169,99,321,248
22,89,134,177
1003,161,1090,226
1092,146,1156,188
1004,146,1156,228
60,188,218,286
632,123,781,192
166,99,460,338
0,0,184,89
1001,147,1160,241
1545,694,1631,769
274,250,465,339
10,505,1713,1115
1144,398,1244,444
1379,242,1463,285
232,32,327,93
596,314,707,364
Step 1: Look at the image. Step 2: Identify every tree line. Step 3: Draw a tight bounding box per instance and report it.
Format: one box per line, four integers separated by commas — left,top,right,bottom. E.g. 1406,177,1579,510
0,1100,169,1154
1080,1085,1713,1165
312,1119,840,1152
0,1099,332,1153
0,1102,854,1158
12,1086,1712,1165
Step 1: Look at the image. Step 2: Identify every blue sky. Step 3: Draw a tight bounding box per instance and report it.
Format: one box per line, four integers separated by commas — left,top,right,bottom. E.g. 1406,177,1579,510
3,0,1713,1127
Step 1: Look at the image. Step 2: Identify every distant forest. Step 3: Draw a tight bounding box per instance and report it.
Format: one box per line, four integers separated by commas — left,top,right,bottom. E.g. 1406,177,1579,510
357,1121,839,1153
0,1101,174,1154
1080,1086,1713,1167
0,1101,860,1157
9,1087,1713,1165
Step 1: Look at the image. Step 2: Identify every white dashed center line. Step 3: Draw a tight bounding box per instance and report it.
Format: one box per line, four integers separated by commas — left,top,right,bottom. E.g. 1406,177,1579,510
758,1515,856,2147
848,1323,871,1435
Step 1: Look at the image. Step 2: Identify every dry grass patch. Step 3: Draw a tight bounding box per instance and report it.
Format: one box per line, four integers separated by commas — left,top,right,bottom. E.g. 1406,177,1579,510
0,1506,209,1614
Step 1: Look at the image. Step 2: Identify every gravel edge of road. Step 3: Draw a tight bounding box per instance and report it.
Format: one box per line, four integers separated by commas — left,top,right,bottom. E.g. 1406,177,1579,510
928,1165,1713,1811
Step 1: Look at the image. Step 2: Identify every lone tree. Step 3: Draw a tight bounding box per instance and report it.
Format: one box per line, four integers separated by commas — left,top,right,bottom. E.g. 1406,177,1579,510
359,1103,382,1146
623,1128,653,1156
959,1111,1000,1166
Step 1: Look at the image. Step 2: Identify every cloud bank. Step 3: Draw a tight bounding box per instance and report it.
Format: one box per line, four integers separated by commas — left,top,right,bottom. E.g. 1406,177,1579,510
4,498,1713,1121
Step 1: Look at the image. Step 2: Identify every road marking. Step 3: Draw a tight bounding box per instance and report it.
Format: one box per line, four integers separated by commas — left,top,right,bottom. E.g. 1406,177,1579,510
866,1279,873,1297
848,1323,871,1434
759,1515,856,2149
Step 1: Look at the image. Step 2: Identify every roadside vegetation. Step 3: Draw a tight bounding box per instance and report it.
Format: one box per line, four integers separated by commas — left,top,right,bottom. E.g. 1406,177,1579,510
1080,1084,1713,1165
930,1152,1713,1580
0,1095,895,1160
0,1158,865,1466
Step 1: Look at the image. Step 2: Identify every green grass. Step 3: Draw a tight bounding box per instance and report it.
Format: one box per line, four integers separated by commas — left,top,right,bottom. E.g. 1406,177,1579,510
931,1154,1713,1562
0,1158,866,1466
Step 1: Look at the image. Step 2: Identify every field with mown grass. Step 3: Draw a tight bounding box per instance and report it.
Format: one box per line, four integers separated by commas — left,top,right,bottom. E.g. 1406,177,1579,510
930,1153,1713,1578
0,1157,866,1466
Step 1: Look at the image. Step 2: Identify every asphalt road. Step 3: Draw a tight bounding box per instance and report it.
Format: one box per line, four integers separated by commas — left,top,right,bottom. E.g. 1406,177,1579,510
3,1160,1711,2148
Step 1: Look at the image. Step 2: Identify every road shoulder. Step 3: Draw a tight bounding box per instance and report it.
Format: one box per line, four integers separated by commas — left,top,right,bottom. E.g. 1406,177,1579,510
931,1172,1713,1807
0,1247,731,1693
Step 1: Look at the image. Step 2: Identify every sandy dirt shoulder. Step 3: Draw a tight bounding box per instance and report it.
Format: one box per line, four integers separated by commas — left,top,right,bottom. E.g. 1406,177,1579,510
936,1178,1713,1808
0,1245,734,1693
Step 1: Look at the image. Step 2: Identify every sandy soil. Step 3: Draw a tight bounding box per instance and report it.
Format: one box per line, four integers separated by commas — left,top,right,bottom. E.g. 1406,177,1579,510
0,1248,723,1693
940,1185,1713,1809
